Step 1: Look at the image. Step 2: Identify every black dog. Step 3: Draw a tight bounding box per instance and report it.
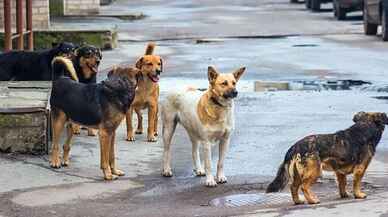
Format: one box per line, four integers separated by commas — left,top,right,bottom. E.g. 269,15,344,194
0,42,75,81
49,62,140,180
266,112,388,205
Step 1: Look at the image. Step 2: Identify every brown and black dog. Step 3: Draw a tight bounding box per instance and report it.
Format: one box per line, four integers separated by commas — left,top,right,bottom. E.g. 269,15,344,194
49,60,140,180
267,112,388,204
126,43,163,142
70,45,103,137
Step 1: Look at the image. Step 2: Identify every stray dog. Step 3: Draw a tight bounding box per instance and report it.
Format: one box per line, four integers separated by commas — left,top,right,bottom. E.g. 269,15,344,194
126,43,162,142
70,45,103,136
266,112,388,204
161,66,246,187
49,60,139,180
0,42,75,81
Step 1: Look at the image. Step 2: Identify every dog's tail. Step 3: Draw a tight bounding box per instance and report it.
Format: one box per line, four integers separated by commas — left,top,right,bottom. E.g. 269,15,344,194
266,146,295,193
145,42,156,55
52,57,79,81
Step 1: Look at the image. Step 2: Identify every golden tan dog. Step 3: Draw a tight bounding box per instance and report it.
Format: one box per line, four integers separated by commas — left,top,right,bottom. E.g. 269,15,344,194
161,66,246,187
126,43,163,142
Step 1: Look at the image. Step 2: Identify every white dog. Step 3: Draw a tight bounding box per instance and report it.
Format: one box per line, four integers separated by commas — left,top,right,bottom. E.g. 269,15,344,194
161,66,246,187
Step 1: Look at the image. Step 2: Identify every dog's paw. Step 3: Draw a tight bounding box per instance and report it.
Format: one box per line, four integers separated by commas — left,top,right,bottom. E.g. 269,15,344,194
50,156,62,169
216,175,227,184
135,129,143,134
103,168,116,181
194,168,206,176
293,199,305,205
354,192,367,199
87,129,97,136
205,178,217,187
162,168,173,177
340,192,350,198
154,131,158,136
112,169,125,176
72,127,81,135
147,136,157,142
126,135,136,142
61,160,70,167
307,198,320,204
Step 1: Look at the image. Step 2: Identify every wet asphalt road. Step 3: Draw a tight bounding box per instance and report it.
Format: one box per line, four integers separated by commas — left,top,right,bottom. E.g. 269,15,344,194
2,0,388,216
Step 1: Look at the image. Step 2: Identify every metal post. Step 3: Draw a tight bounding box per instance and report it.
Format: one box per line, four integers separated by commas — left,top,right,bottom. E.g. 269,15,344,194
4,0,12,51
26,0,33,50
16,0,24,50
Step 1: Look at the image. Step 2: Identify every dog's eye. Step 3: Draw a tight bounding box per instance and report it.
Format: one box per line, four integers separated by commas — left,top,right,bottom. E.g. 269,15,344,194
222,81,228,86
232,81,236,86
147,63,153,66
158,62,161,65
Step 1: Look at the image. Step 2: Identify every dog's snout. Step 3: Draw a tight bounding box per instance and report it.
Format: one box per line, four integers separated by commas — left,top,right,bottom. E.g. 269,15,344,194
231,89,238,98
156,69,161,75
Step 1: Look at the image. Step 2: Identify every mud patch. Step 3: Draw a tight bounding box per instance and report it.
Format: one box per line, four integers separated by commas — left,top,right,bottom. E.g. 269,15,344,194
12,180,143,207
209,193,290,208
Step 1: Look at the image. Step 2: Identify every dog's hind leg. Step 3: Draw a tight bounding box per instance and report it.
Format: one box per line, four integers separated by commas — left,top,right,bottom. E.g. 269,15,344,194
50,110,66,168
62,123,74,167
353,157,372,199
109,131,125,176
300,156,321,204
335,172,349,198
190,136,205,176
161,111,177,177
135,108,143,135
204,142,217,187
216,136,230,184
126,107,136,141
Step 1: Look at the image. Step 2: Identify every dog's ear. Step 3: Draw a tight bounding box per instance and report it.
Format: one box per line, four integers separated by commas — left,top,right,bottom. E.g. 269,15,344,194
108,65,118,78
208,66,218,84
160,58,163,72
52,42,59,48
233,67,246,81
353,111,367,123
135,57,144,69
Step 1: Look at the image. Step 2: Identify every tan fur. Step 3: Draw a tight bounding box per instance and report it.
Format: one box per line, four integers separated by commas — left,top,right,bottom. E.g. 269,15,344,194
52,56,79,81
126,42,162,142
161,66,246,187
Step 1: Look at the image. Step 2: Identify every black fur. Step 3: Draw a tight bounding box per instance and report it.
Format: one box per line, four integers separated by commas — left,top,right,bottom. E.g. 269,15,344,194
50,74,136,126
266,112,387,193
73,45,102,84
0,42,75,81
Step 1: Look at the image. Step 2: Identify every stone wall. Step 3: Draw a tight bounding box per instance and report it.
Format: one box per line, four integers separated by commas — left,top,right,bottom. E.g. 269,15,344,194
64,0,100,15
0,0,50,30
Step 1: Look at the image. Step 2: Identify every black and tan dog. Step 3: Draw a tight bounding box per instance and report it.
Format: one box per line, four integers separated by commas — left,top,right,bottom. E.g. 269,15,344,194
49,60,140,180
70,45,103,136
267,112,388,205
0,42,75,81
126,43,163,142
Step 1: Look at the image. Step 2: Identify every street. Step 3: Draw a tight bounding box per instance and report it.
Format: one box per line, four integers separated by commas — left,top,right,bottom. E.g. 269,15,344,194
1,0,388,216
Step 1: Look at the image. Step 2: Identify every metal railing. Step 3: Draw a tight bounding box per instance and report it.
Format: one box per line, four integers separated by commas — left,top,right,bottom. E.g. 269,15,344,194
3,0,33,51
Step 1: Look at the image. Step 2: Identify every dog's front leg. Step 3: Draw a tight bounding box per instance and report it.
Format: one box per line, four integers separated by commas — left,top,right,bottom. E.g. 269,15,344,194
204,142,217,187
50,111,66,168
216,136,230,184
126,106,135,141
147,104,158,142
109,131,124,177
99,129,114,180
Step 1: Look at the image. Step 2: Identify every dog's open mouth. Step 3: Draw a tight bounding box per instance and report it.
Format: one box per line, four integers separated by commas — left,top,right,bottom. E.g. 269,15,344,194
148,74,160,83
87,63,98,74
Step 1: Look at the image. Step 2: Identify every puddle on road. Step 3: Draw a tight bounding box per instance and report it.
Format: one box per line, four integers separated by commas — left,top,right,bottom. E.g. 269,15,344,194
209,193,290,208
254,79,371,92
